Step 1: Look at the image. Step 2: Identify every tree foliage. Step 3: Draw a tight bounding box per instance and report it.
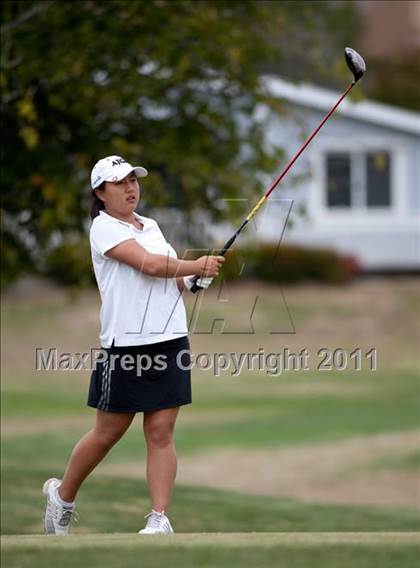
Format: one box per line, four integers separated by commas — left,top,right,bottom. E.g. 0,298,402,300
364,51,420,112
1,0,356,285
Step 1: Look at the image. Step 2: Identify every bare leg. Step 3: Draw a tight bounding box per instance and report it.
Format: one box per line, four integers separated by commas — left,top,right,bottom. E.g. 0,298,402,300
143,407,179,512
58,410,135,502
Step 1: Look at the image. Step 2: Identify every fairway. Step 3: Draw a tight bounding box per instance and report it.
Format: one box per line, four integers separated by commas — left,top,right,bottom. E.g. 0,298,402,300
4,531,420,548
2,278,419,567
2,533,420,568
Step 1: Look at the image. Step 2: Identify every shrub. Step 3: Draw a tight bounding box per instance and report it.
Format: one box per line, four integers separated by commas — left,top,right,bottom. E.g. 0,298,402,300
42,238,359,289
222,243,359,284
44,238,94,287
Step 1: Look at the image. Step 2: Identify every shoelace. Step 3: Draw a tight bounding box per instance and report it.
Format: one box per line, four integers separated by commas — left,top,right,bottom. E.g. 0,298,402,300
50,501,78,527
144,510,167,530
58,507,78,527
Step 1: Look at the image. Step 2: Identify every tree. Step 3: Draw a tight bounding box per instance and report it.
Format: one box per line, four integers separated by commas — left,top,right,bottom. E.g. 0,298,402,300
1,0,356,285
364,51,420,112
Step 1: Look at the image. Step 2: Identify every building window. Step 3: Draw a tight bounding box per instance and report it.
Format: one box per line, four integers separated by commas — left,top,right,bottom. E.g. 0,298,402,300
366,151,391,206
326,150,391,208
327,154,351,207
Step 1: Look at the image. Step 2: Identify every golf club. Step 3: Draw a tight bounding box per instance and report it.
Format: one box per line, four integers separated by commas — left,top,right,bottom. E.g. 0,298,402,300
190,47,366,293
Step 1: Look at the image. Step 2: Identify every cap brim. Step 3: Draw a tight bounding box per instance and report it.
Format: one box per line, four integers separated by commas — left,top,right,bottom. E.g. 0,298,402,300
133,166,148,178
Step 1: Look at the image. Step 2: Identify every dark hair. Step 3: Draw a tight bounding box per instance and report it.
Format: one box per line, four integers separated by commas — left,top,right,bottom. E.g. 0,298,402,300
90,182,106,219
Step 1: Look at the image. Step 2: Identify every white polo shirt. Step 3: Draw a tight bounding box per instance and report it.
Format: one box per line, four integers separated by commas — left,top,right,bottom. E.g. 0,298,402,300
90,210,188,348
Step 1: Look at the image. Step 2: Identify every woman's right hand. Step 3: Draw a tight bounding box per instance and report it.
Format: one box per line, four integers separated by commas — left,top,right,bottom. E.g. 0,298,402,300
194,255,225,277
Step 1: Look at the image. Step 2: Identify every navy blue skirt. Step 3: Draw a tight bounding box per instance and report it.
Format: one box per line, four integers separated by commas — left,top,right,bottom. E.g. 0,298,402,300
87,335,192,413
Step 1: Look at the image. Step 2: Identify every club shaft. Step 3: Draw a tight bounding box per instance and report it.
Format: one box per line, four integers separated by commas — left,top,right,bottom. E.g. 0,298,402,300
234,83,355,232
190,81,355,292
264,81,354,201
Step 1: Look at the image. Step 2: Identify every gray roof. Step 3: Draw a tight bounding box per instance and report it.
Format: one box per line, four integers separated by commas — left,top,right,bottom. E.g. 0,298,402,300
262,76,420,135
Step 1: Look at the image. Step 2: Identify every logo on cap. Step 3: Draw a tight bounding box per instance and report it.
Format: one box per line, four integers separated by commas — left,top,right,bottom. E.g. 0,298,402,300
112,158,126,166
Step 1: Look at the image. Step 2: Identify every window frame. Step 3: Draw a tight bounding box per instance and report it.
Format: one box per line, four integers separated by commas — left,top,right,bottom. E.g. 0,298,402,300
310,138,406,223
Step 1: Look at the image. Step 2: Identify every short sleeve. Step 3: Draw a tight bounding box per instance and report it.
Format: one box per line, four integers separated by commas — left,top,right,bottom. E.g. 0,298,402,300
90,219,134,257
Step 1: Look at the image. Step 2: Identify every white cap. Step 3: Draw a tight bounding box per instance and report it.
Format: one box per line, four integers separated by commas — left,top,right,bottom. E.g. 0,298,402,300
91,155,148,189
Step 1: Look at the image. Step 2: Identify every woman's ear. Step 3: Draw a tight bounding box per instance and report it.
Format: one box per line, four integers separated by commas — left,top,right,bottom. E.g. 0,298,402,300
95,188,105,203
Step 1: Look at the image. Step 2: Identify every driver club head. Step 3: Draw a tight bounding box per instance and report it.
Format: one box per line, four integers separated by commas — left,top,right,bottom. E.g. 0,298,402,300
344,47,366,83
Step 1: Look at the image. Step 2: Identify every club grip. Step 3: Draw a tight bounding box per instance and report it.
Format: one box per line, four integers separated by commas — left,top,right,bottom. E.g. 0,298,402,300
189,229,243,294
190,277,202,293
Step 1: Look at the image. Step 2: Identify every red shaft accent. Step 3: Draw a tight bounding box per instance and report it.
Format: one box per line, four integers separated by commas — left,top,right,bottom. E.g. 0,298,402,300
264,82,354,199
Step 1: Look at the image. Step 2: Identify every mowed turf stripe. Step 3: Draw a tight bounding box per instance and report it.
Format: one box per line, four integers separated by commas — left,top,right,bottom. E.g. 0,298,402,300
2,532,420,550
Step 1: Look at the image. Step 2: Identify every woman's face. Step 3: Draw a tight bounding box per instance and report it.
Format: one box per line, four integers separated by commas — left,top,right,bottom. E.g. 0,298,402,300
97,172,140,214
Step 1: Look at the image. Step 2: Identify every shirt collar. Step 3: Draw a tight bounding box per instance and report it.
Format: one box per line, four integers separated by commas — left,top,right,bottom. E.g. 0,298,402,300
99,210,146,231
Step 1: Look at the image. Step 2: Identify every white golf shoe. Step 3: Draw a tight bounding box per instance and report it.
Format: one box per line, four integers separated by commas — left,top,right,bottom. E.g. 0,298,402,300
138,510,174,534
42,478,76,535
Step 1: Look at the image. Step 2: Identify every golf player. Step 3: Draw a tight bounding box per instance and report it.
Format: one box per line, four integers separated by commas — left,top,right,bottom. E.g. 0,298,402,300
43,155,224,535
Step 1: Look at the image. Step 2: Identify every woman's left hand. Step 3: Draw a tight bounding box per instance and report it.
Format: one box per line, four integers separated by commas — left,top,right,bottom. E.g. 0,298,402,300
183,276,213,291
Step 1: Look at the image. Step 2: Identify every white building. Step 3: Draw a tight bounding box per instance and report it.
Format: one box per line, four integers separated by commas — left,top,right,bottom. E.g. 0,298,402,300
255,78,420,270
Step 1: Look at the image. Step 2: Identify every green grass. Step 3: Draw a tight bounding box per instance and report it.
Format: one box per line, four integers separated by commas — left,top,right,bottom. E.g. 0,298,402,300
367,451,420,472
3,370,418,458
2,281,420,567
2,534,420,568
3,472,420,536
2,352,420,538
